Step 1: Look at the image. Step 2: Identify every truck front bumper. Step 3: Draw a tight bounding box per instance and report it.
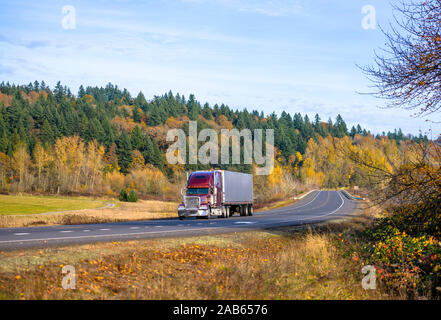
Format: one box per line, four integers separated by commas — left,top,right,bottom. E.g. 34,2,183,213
178,206,210,217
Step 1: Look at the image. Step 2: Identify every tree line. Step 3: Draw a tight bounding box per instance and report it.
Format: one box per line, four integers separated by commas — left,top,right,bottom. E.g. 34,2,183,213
0,80,424,180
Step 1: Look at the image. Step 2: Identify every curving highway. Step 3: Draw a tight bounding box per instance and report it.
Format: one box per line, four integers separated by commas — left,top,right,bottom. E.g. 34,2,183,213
0,190,361,250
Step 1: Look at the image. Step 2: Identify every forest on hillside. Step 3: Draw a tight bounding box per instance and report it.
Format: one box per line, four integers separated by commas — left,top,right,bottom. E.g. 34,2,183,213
0,81,429,203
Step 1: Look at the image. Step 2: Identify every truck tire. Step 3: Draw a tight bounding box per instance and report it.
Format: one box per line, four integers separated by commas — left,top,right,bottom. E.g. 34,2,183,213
224,207,229,219
240,205,246,216
248,204,253,216
179,216,185,220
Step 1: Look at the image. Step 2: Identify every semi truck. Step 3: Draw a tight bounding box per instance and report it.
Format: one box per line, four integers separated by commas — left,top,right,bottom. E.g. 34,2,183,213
178,170,253,219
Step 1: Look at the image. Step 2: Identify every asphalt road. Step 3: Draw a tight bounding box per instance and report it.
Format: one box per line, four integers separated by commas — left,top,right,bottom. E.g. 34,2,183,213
0,190,360,250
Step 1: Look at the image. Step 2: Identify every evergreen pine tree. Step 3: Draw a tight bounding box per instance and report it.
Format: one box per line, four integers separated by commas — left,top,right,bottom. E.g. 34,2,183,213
350,126,357,138
78,85,86,98
116,130,133,174
132,106,142,123
102,118,115,148
187,94,199,121
130,125,144,150
0,131,8,153
40,119,54,145
141,133,154,164
151,139,164,172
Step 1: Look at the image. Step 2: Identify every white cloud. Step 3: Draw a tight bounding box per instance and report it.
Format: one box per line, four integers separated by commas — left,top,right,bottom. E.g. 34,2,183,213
183,0,305,17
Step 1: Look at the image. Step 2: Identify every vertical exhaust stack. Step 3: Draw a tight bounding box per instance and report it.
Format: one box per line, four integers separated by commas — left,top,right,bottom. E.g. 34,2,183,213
181,171,190,204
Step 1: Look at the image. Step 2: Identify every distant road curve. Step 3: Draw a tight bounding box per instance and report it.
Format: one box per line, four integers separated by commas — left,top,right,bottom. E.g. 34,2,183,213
0,190,361,250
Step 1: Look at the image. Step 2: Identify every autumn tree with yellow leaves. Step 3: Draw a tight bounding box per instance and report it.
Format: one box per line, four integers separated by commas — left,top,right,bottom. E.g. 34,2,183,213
33,142,53,192
11,143,32,192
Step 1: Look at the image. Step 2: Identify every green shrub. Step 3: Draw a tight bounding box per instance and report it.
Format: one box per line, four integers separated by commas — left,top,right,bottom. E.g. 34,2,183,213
118,188,138,202
127,190,138,202
360,218,441,298
118,188,128,202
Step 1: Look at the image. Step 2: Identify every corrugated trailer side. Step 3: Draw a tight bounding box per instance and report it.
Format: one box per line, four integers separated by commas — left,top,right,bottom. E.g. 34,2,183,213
222,171,253,204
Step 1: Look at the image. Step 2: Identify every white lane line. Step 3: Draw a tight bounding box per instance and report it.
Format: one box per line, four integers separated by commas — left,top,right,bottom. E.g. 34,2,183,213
234,221,256,224
14,233,30,236
83,230,90,232
130,227,140,230
99,229,111,231
60,230,73,233
0,227,227,244
264,191,322,215
154,226,163,228
295,191,345,222
255,192,346,228
294,189,318,200
291,191,322,210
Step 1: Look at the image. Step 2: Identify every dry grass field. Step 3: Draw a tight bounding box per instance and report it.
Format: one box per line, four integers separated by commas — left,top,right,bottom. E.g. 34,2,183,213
0,206,394,300
0,199,178,228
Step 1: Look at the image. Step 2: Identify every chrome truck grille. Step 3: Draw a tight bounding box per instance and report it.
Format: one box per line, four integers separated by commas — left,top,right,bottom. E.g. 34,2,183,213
184,196,200,209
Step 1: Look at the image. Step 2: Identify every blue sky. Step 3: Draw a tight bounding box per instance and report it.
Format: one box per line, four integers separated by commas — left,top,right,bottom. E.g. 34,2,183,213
0,0,439,137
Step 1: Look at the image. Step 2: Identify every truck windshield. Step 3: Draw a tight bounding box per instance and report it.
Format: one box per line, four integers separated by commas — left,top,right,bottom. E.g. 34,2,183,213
187,188,209,195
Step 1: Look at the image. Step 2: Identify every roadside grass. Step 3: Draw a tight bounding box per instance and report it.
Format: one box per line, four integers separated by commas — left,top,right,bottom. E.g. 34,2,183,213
0,194,107,215
0,199,178,228
0,205,394,300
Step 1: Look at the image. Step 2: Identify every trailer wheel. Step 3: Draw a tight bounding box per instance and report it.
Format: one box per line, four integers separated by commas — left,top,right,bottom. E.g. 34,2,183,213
248,204,253,216
221,207,227,218
224,207,230,219
240,205,246,216
179,216,185,220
